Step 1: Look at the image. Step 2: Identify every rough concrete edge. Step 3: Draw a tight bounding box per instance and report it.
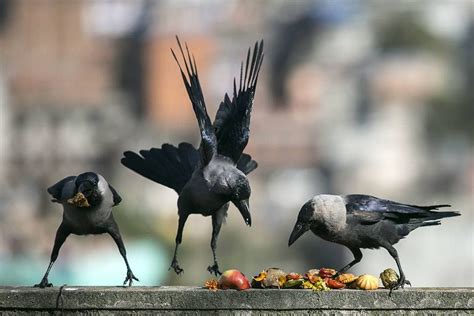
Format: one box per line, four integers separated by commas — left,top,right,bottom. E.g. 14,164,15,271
0,287,472,311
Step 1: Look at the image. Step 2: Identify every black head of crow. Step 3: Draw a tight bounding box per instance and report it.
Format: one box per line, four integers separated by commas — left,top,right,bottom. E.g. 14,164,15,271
289,194,460,291
121,37,264,275
35,172,138,288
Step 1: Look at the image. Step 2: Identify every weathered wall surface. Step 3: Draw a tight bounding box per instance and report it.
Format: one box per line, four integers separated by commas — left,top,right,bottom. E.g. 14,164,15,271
0,286,472,315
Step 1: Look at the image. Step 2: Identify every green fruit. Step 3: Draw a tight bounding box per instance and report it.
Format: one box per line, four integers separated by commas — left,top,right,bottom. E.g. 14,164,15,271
380,268,399,289
283,279,303,289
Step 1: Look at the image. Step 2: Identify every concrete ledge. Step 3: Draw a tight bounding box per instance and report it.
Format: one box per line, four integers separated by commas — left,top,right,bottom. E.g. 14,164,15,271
0,286,473,314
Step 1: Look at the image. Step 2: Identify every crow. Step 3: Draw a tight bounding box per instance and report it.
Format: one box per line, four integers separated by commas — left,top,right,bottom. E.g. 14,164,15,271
288,194,460,290
121,37,264,275
35,172,138,288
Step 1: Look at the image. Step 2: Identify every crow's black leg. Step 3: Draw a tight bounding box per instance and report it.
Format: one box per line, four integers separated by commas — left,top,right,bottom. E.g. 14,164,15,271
207,206,227,276
107,217,138,287
35,223,70,288
384,244,411,292
169,213,188,275
335,247,362,276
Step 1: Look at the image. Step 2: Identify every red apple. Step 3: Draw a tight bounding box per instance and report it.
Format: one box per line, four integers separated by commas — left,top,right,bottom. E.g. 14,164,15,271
218,269,251,290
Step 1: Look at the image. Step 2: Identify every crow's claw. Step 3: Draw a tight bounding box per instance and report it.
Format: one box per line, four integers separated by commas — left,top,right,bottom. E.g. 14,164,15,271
389,276,411,295
169,259,184,275
123,269,139,287
207,263,222,276
34,278,53,288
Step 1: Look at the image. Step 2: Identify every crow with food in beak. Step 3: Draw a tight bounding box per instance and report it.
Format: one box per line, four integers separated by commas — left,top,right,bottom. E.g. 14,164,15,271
35,172,138,288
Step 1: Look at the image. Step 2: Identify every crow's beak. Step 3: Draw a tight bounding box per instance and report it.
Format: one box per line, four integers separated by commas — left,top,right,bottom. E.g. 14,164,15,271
233,199,251,226
288,222,309,246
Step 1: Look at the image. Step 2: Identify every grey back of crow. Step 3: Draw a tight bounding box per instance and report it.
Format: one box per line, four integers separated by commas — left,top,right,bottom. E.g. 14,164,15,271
121,37,263,275
289,194,460,291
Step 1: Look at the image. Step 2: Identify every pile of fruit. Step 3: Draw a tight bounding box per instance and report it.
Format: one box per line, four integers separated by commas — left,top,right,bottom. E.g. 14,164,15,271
204,268,400,291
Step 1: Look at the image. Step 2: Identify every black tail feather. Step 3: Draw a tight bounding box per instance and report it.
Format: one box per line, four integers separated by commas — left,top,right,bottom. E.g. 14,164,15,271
426,210,460,220
407,203,452,210
420,221,441,227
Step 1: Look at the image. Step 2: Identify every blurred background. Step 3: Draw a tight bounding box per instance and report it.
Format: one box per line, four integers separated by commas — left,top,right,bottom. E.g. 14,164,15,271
0,0,472,287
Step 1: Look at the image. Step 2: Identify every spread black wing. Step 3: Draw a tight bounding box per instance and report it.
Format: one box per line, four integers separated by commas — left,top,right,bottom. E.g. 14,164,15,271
344,194,458,225
121,143,199,194
122,143,256,193
213,40,264,163
171,37,217,165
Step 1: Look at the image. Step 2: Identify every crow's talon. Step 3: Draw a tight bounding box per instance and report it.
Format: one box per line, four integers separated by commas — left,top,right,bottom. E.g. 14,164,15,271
389,277,411,295
123,270,139,287
34,278,52,288
169,259,184,275
207,263,222,276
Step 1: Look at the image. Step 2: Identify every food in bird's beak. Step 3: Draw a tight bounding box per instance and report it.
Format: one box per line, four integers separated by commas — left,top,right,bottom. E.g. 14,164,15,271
335,273,358,284
204,279,218,291
380,268,399,289
318,268,337,278
261,268,287,288
355,274,379,290
217,269,251,290
67,192,90,208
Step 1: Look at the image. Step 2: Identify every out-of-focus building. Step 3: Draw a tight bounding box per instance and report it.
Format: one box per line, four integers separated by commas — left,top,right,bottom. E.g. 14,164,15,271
0,0,472,287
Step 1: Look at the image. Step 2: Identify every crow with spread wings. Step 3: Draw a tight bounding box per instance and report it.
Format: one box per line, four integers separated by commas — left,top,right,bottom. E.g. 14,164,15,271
122,37,264,275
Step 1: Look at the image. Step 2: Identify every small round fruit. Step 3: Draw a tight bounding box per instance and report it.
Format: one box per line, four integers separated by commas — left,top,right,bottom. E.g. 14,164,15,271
380,268,399,289
218,269,251,290
355,274,379,290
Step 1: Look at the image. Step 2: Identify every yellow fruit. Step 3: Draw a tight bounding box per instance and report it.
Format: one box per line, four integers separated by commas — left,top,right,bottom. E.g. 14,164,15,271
355,274,379,290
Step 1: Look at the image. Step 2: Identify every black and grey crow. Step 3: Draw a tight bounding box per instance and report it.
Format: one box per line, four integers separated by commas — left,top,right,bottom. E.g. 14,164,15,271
288,194,460,290
121,37,264,275
35,172,138,288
